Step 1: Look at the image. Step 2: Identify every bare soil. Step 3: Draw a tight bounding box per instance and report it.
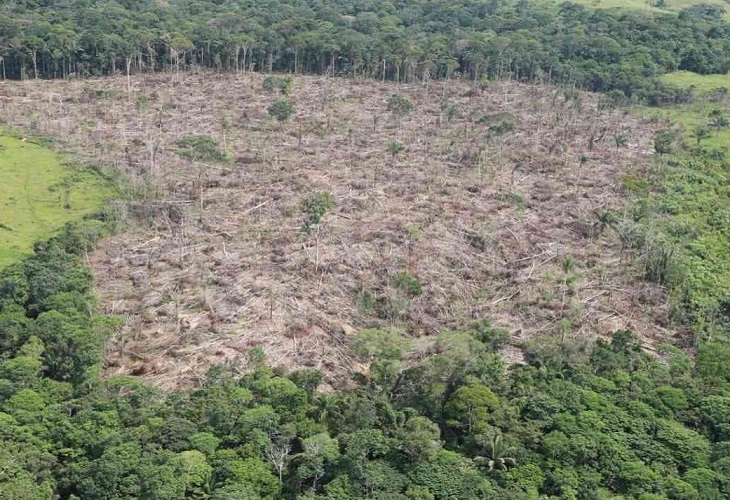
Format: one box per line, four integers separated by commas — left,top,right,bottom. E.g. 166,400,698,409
0,71,671,388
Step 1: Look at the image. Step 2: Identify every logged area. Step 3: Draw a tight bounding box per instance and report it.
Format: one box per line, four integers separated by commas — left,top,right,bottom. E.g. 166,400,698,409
0,133,113,267
6,1,730,498
1,72,667,387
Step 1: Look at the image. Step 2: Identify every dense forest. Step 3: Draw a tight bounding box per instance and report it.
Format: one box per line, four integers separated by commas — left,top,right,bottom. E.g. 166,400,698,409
2,0,730,100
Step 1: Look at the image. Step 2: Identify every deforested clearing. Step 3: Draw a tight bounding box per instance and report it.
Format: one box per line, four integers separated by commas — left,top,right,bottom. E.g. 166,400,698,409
0,72,669,388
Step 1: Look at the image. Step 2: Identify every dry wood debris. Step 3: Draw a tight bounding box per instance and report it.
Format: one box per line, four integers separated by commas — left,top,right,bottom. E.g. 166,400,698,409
0,72,669,388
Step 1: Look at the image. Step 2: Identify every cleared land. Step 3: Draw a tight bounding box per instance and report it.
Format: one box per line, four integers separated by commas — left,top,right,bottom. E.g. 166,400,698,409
661,70,730,93
0,72,669,388
545,0,730,19
0,132,114,267
651,71,730,149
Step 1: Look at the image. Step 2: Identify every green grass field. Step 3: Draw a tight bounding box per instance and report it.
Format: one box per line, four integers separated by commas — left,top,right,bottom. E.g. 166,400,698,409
660,71,730,92
647,105,730,148
544,0,730,19
640,71,730,149
559,0,670,13
0,133,115,267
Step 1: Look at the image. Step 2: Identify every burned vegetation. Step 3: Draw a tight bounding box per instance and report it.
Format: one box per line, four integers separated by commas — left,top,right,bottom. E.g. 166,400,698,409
0,72,669,387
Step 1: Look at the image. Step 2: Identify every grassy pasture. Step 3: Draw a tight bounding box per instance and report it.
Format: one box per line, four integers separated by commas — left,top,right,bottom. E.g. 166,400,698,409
640,71,730,149
543,0,730,20
660,71,730,93
646,105,730,149
0,133,114,267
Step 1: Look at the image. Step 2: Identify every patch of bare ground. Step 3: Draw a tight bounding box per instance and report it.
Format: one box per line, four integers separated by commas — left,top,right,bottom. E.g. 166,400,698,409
0,71,671,388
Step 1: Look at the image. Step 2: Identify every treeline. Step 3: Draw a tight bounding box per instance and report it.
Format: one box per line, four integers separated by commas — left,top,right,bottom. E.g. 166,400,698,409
2,0,730,99
3,213,730,499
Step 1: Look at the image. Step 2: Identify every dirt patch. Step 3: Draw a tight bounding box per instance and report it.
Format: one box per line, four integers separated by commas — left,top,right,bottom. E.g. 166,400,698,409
0,72,670,388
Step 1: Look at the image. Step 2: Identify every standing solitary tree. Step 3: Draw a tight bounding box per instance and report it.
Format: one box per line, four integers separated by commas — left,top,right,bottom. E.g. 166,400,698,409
475,433,516,472
692,125,711,146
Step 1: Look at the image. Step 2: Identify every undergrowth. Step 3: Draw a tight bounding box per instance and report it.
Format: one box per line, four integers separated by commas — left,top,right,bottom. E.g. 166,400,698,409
630,144,730,345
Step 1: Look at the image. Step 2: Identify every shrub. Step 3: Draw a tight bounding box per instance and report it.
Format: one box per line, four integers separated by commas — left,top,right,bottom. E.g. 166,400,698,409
175,134,229,162
263,76,292,95
479,113,517,136
467,319,510,352
351,328,411,360
387,138,405,157
268,99,294,122
441,99,459,121
300,191,335,233
387,94,414,118
392,272,423,297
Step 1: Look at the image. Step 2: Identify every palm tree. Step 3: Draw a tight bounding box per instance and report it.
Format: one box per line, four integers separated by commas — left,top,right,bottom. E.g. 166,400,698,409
476,433,517,472
708,109,729,132
597,210,617,234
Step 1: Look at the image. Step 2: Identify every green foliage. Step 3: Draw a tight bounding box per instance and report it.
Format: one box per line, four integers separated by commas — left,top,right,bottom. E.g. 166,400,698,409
708,109,729,130
597,210,619,232
476,432,516,472
188,432,221,457
268,99,294,123
351,328,411,361
288,369,323,395
443,384,499,433
408,450,493,499
465,319,510,352
625,149,730,340
692,126,712,146
483,113,517,137
0,134,115,267
441,100,459,121
295,433,340,488
175,134,229,162
213,453,280,498
396,416,442,460
696,343,730,384
3,0,730,105
0,444,54,500
620,175,650,197
391,272,423,297
179,450,213,498
300,191,335,233
263,76,293,95
248,346,266,367
387,94,414,119
33,310,103,384
387,139,405,158
497,191,525,210
136,93,149,113
655,128,680,154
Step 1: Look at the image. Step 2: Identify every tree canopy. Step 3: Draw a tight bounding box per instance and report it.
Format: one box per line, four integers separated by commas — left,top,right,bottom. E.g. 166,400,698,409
2,0,730,101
